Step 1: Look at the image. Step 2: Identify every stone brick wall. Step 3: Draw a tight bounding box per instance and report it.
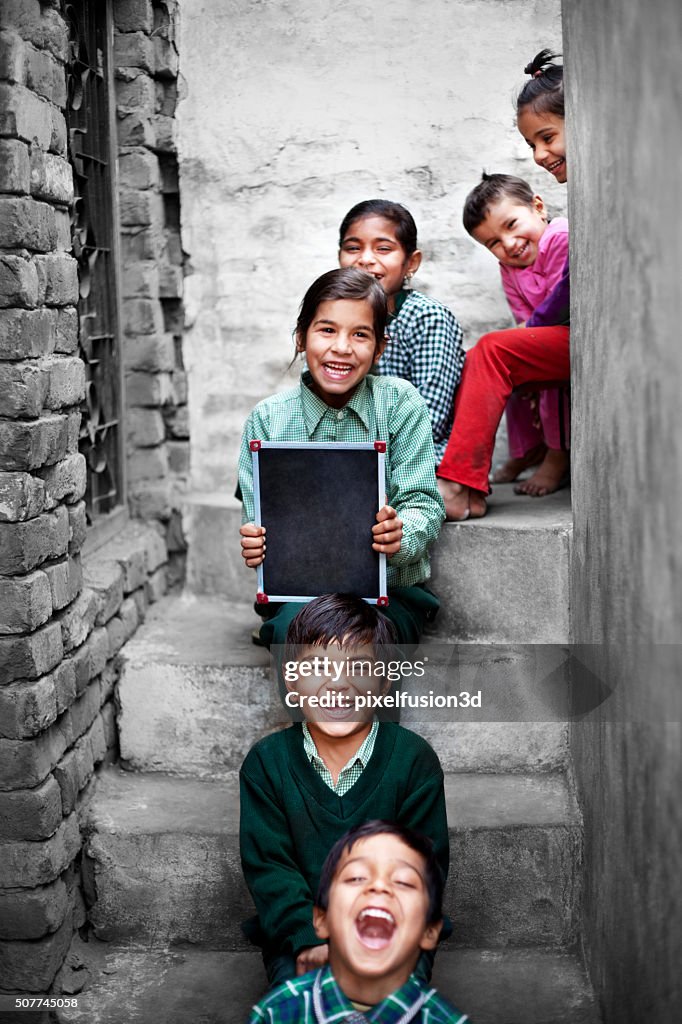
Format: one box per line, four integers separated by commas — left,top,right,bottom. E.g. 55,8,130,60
114,0,188,571
0,516,168,994
0,0,176,997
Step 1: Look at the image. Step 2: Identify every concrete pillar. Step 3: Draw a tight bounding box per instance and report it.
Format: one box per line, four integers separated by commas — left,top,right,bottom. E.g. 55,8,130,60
564,0,682,1020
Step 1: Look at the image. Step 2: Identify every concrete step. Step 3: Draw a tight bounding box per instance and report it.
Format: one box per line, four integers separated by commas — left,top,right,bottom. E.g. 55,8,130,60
429,485,572,644
182,485,572,645
116,595,289,777
55,937,599,1024
183,490,249,601
117,595,568,774
83,767,580,952
402,643,569,773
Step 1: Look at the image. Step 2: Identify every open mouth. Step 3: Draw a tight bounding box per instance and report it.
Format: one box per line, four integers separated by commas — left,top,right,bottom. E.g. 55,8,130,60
546,157,565,176
509,241,530,261
355,907,396,950
323,362,354,381
319,695,357,720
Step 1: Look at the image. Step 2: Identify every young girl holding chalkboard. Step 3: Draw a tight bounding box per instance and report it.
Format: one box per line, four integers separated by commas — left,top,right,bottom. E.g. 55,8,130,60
238,266,445,646
338,200,465,464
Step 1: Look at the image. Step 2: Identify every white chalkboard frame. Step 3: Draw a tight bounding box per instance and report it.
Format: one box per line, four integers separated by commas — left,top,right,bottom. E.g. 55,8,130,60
250,440,388,605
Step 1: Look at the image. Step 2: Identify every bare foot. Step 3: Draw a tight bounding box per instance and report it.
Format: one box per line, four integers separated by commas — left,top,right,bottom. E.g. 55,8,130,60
491,443,547,483
514,448,570,497
437,479,488,521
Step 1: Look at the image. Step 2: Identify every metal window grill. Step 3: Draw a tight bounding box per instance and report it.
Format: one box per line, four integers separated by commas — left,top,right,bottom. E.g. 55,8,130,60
64,0,124,522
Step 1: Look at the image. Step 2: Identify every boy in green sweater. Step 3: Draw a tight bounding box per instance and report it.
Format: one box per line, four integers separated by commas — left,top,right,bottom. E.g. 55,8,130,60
239,594,449,990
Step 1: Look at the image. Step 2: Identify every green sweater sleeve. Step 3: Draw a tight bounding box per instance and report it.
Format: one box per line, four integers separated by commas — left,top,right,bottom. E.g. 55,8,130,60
239,755,322,958
397,753,449,884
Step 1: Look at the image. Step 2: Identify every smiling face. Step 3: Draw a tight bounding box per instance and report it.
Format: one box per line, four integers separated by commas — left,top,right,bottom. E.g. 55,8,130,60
297,298,385,409
517,108,567,183
286,641,388,740
471,194,548,268
313,833,441,1002
339,216,421,308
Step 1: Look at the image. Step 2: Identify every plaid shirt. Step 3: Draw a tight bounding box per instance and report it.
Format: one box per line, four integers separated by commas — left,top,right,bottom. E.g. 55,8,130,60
238,372,445,588
248,965,470,1023
377,291,464,465
302,721,379,795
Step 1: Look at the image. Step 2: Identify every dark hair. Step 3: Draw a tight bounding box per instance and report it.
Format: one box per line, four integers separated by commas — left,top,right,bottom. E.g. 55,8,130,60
316,820,444,925
463,172,536,235
295,268,387,352
516,49,564,119
338,200,418,257
284,593,396,661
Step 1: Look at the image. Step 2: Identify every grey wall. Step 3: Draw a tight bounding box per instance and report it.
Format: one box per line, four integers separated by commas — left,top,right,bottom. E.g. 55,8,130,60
177,0,564,492
564,0,682,1021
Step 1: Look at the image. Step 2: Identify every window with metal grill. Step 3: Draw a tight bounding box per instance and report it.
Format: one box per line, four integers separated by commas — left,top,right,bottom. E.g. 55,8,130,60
64,0,125,534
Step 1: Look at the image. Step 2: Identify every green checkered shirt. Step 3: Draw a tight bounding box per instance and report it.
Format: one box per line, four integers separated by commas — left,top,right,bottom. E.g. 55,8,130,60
302,721,379,795
248,965,470,1023
238,372,445,588
380,290,465,464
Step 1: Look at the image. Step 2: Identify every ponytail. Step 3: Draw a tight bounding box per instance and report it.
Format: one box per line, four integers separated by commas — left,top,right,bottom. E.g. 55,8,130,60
517,49,564,119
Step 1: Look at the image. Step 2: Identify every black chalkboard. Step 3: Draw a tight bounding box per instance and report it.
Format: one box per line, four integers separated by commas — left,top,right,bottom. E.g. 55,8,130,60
251,441,387,603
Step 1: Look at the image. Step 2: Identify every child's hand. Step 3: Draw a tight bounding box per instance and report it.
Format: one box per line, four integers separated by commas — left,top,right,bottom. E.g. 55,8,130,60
372,505,403,555
240,523,266,567
296,943,329,976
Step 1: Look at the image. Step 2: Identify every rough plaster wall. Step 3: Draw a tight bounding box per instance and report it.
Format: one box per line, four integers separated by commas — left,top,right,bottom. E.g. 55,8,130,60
564,0,682,1021
177,0,563,491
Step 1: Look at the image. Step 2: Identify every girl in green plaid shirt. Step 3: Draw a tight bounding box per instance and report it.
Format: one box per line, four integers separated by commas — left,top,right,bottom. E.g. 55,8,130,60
239,267,445,648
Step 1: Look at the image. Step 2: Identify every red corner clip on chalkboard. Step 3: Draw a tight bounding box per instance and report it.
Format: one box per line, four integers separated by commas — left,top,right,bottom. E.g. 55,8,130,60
250,440,262,451
374,441,387,453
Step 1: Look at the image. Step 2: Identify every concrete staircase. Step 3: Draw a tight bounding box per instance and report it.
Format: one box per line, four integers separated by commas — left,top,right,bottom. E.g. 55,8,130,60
58,484,600,1023
181,486,572,645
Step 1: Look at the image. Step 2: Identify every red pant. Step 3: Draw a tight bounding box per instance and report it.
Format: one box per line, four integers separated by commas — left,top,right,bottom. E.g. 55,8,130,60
437,325,570,493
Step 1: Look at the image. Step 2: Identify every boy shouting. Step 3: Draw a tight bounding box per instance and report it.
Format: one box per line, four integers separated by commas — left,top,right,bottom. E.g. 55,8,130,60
248,821,469,1023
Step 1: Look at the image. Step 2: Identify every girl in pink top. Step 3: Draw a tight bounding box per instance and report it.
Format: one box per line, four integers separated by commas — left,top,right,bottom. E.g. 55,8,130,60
461,173,569,496
495,182,569,495
437,51,570,520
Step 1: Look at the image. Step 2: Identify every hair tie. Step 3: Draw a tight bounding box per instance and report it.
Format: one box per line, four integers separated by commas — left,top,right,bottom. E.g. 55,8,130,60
533,69,543,78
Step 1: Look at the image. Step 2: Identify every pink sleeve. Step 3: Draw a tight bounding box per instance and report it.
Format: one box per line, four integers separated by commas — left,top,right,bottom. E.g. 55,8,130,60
537,224,570,293
500,265,532,323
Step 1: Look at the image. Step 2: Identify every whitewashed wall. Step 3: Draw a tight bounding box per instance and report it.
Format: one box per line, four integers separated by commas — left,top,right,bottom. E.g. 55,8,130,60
177,0,563,492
